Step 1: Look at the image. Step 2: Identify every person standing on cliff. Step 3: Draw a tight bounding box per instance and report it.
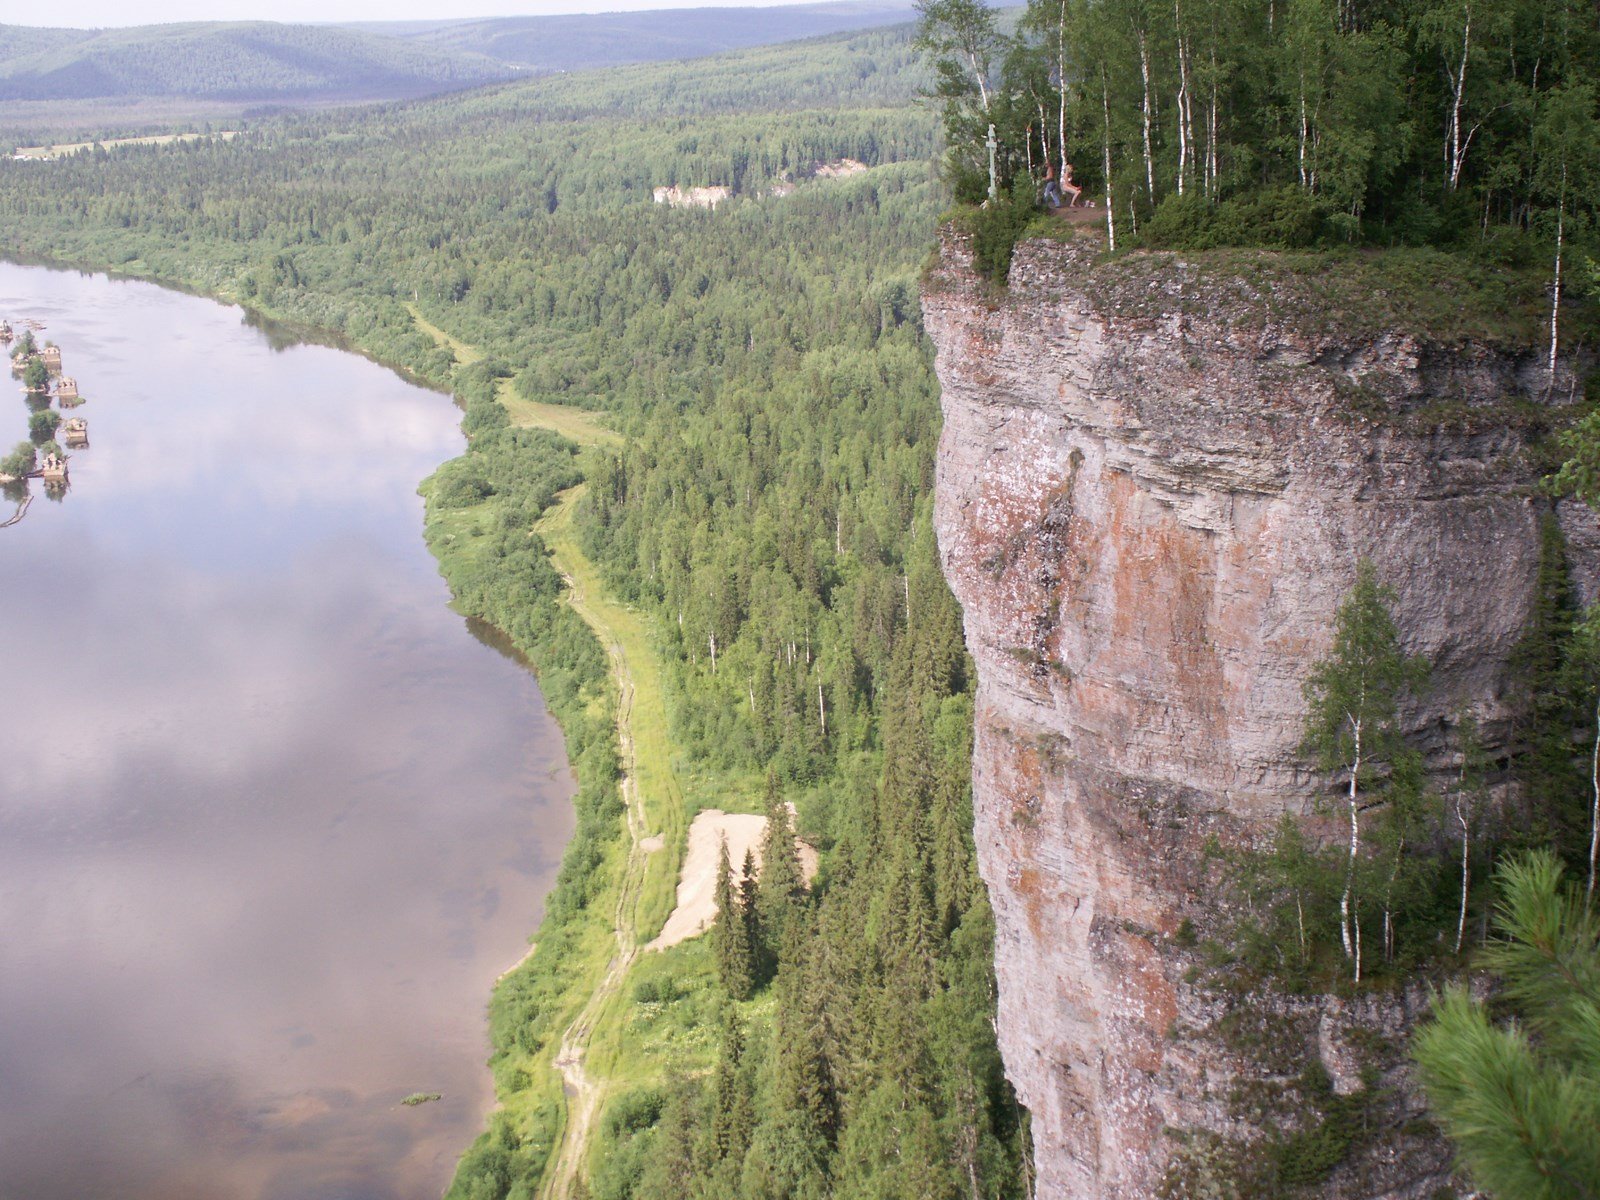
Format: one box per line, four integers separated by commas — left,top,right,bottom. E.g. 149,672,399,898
1042,162,1062,208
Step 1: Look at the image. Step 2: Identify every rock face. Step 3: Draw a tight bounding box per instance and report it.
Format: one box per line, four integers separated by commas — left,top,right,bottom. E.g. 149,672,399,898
651,184,733,210
923,232,1593,1198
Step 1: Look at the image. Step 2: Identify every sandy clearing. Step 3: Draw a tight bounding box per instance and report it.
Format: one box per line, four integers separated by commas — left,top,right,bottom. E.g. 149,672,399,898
648,805,819,951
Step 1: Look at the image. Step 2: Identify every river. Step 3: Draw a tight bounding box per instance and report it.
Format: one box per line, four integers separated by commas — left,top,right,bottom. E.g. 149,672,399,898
0,262,575,1200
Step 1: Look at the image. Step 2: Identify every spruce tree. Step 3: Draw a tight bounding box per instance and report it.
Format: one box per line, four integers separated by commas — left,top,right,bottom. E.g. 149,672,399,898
713,838,755,1001
757,784,806,965
1511,515,1583,847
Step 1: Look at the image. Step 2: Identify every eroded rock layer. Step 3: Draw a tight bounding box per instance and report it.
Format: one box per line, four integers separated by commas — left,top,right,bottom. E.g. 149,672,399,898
923,232,1593,1199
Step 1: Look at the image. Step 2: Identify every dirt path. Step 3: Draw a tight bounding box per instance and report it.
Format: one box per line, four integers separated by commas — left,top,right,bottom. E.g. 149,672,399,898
536,486,654,1200
409,307,673,1197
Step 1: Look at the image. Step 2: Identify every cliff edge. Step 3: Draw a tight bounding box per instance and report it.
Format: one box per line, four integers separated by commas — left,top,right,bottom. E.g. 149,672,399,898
924,231,1595,1198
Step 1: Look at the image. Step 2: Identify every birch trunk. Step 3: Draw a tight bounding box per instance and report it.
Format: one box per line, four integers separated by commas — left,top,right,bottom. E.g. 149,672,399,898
1139,34,1156,202
1590,693,1599,899
1102,73,1118,251
1549,169,1566,392
1174,2,1193,196
1447,4,1472,190
1341,716,1362,980
1057,0,1068,183
1207,57,1219,200
1454,766,1471,954
970,52,991,114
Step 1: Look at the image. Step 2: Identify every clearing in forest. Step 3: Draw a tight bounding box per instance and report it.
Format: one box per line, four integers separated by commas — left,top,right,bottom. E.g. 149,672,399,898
649,806,820,951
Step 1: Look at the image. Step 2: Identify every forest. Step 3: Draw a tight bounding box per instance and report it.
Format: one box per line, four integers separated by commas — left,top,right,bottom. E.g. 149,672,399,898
918,0,1599,313
0,26,1026,1200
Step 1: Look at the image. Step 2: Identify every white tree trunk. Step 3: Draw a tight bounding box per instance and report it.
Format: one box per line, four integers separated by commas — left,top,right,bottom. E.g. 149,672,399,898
1139,34,1156,202
818,680,827,738
1341,717,1362,980
1298,85,1311,189
1207,59,1219,200
1447,4,1472,190
1454,770,1471,954
1057,0,1068,183
1590,694,1599,899
969,52,991,114
1102,72,1118,252
1549,172,1566,391
1174,3,1193,196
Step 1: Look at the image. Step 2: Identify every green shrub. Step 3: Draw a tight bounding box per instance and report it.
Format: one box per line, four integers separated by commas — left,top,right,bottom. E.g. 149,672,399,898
1144,187,1331,251
1,442,37,477
603,1087,666,1138
953,186,1039,283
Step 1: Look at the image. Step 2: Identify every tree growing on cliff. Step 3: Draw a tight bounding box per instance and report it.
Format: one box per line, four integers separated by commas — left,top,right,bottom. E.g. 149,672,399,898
1565,606,1600,900
1303,560,1428,983
1448,712,1490,954
1414,850,1600,1200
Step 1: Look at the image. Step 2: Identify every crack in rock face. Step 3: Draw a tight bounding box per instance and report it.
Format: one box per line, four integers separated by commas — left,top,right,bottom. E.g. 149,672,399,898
923,232,1596,1199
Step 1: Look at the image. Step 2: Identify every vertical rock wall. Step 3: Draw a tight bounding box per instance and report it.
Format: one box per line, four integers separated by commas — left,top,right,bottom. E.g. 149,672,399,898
923,232,1593,1198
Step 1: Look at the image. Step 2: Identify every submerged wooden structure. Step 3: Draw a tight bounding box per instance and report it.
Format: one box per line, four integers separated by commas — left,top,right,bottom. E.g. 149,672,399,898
37,451,67,481
56,376,80,403
40,345,62,375
62,417,88,446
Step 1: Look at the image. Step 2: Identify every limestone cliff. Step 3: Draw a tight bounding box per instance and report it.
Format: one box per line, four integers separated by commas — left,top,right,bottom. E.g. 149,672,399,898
923,231,1594,1199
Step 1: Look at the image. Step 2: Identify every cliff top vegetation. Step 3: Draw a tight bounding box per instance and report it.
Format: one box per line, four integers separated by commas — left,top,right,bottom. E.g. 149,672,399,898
917,0,1599,366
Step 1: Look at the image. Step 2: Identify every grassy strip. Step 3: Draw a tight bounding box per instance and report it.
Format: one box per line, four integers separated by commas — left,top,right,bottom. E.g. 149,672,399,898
414,308,733,1196
536,485,685,944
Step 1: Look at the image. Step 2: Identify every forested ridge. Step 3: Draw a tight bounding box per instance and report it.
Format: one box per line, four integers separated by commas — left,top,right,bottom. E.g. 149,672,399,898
356,2,918,74
0,27,1027,1200
0,22,513,104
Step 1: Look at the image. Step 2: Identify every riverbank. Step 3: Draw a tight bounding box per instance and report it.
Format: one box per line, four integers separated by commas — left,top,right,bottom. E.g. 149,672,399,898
412,312,760,1198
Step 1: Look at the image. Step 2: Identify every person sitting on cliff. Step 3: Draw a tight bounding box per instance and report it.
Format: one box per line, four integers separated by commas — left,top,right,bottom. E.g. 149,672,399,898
1041,162,1062,209
1059,162,1083,208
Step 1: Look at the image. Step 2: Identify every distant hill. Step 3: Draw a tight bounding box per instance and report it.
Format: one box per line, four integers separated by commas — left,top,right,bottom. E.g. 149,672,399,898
0,21,513,103
348,1,918,72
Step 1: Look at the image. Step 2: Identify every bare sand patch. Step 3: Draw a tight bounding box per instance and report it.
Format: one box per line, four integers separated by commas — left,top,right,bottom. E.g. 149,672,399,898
648,806,818,951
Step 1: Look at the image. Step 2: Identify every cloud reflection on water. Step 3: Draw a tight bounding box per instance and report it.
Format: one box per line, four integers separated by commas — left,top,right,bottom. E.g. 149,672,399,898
0,263,575,1200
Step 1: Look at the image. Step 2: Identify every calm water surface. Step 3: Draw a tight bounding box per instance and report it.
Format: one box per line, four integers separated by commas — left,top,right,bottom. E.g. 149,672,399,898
0,262,575,1200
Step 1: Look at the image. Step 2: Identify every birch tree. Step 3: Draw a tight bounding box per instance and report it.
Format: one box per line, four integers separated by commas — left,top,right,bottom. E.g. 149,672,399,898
1303,560,1427,982
1449,712,1488,954
1566,607,1600,900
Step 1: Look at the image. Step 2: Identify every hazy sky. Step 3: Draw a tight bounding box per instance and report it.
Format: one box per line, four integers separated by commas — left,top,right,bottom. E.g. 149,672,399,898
0,0,846,27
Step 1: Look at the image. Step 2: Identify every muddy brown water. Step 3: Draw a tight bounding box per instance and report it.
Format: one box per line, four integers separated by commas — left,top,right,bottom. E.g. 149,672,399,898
0,262,575,1200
